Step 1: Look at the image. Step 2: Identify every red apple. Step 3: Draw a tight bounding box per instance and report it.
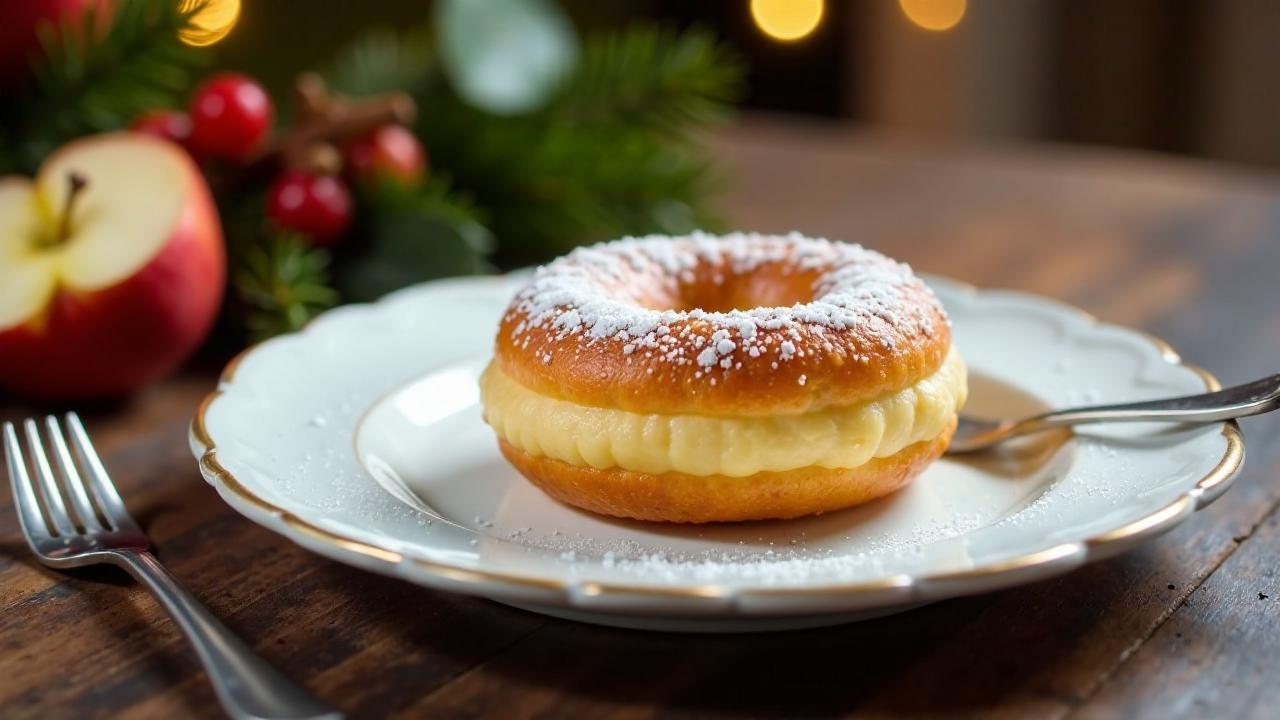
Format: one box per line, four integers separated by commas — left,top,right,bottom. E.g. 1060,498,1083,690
0,133,225,399
343,125,427,187
0,0,111,87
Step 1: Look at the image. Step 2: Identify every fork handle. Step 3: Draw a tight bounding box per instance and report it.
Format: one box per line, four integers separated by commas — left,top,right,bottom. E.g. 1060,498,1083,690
1022,372,1280,431
117,551,342,720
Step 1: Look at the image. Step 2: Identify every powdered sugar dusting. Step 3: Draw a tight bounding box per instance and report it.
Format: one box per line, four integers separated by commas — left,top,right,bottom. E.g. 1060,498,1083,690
505,231,940,380
467,508,992,586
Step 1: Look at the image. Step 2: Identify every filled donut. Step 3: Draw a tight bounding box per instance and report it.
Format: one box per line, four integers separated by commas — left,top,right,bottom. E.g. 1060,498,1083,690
480,231,967,523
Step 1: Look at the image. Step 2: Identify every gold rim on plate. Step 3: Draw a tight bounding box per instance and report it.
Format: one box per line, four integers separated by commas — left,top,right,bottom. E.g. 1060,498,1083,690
189,277,1245,604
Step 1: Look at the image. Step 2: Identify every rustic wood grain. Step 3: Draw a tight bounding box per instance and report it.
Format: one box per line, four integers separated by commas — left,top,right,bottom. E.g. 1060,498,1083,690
2,115,1279,719
1073,469,1280,720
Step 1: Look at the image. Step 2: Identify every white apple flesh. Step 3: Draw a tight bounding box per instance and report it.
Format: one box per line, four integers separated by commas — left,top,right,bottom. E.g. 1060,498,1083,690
0,133,225,399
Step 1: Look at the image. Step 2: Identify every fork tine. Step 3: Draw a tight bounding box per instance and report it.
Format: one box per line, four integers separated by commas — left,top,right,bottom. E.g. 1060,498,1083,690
46,416,105,532
23,419,77,536
64,412,136,530
4,422,53,542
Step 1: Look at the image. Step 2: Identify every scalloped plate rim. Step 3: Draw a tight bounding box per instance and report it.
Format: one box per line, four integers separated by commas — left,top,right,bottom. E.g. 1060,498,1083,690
189,272,1245,620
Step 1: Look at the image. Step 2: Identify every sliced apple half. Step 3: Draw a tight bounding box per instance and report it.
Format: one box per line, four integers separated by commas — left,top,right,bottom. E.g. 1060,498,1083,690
0,133,225,399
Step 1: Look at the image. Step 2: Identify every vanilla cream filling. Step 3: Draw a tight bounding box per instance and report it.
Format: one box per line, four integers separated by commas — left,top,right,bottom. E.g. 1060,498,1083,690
481,349,967,478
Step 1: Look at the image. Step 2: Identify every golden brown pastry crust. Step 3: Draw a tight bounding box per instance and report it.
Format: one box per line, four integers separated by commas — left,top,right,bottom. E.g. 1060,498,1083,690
497,418,955,523
495,234,951,416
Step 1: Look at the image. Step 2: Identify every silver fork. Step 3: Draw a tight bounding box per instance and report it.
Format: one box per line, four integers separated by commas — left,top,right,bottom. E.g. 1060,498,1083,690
948,373,1280,453
3,414,342,720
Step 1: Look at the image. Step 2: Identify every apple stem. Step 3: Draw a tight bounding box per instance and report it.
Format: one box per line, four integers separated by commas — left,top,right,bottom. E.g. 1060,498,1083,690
55,171,88,246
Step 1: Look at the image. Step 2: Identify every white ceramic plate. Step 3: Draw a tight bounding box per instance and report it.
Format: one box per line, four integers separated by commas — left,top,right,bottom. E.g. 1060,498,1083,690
190,274,1243,632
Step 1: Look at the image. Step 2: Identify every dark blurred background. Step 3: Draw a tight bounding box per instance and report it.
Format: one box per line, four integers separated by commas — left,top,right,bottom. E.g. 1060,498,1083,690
217,0,1280,168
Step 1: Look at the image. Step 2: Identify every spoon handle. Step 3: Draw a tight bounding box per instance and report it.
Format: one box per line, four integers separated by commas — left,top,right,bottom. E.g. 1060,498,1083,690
1022,373,1280,432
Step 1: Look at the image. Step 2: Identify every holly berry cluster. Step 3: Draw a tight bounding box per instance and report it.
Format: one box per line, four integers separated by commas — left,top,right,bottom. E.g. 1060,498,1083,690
0,0,742,355
129,71,428,247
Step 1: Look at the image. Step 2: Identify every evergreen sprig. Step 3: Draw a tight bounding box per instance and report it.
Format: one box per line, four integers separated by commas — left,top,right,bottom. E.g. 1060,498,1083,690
0,0,208,174
321,25,437,98
337,177,493,302
414,24,744,265
550,25,743,139
0,7,743,343
233,233,340,341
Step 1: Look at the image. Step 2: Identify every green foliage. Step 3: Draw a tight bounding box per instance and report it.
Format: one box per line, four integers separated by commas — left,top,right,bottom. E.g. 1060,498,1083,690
550,26,743,139
338,178,493,302
233,233,340,341
319,21,742,267
321,26,436,97
414,24,744,265
0,5,743,343
0,0,208,174
224,18,742,333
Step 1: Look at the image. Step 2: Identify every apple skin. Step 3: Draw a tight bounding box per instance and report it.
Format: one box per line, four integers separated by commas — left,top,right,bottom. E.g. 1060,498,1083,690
0,137,225,400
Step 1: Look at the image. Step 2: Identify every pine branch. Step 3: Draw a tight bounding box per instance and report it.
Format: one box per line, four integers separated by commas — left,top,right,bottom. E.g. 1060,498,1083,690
550,25,744,139
335,176,493,301
317,21,742,268
399,175,492,249
477,129,724,263
412,24,742,264
233,233,340,341
0,0,208,174
322,25,436,97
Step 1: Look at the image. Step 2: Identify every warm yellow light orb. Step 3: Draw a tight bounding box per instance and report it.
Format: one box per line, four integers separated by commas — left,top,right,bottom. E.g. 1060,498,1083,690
899,0,966,32
179,0,241,47
751,0,825,42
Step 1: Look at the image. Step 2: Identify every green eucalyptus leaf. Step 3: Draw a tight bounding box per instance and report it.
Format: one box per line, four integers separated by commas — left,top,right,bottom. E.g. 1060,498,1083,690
435,0,579,115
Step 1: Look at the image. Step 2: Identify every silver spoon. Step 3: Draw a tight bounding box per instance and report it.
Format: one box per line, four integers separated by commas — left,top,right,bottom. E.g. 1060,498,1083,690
947,373,1280,453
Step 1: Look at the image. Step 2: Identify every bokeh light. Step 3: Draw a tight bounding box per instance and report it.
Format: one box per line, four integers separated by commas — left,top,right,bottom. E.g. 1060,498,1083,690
899,0,966,32
179,0,241,47
751,0,824,42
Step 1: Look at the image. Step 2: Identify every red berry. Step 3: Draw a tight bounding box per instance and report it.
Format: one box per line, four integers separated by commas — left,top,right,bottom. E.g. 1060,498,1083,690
267,171,353,246
130,110,193,147
344,125,426,186
188,72,274,163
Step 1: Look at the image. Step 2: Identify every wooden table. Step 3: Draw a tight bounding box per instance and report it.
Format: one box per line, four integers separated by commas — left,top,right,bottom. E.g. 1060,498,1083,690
3,116,1279,719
